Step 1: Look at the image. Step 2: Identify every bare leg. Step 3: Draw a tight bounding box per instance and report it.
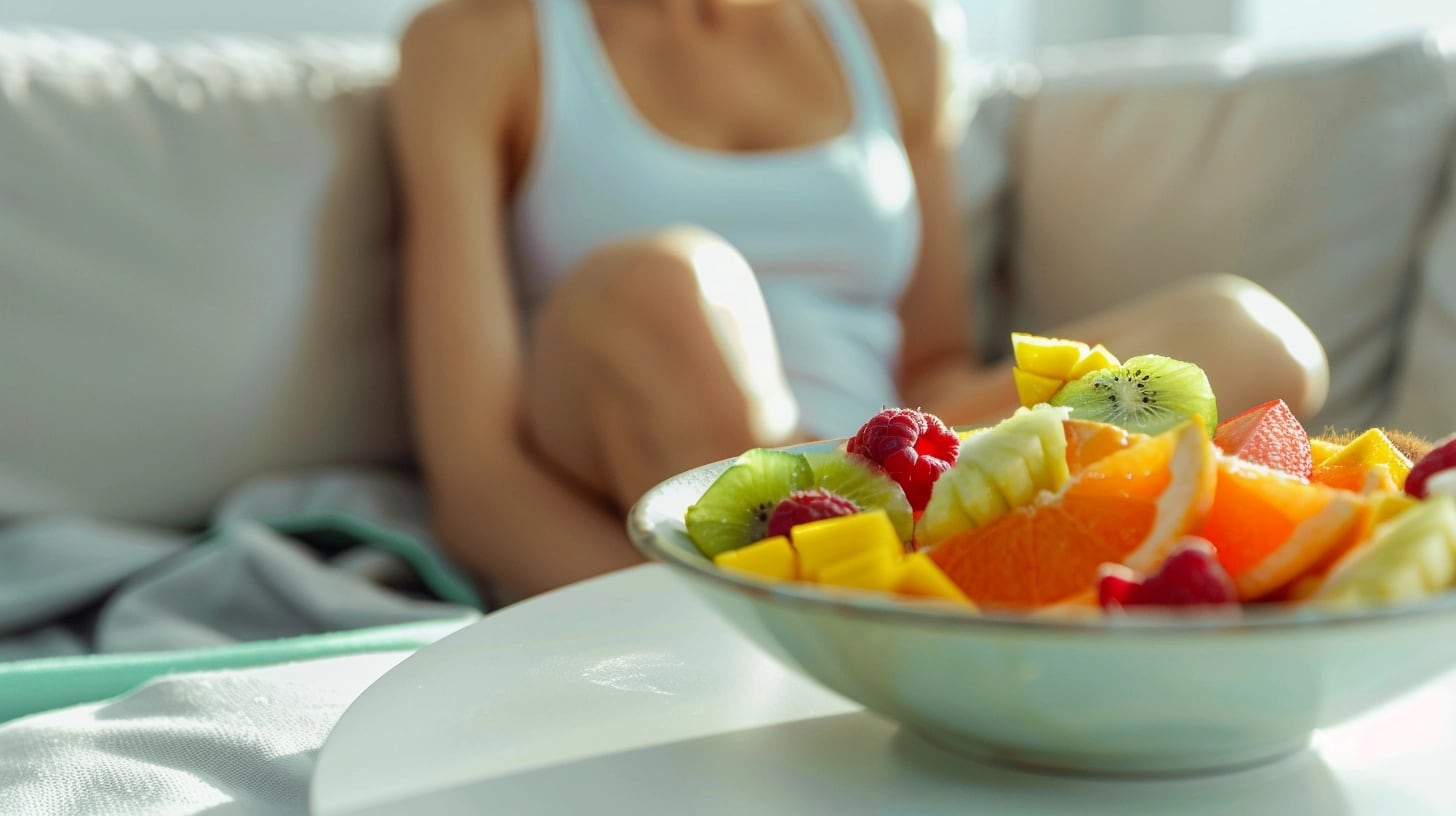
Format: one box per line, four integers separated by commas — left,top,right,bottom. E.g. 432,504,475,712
524,226,802,511
1053,274,1330,421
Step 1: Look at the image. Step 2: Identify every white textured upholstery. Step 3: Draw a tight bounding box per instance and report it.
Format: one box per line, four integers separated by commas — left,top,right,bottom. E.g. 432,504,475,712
0,31,409,526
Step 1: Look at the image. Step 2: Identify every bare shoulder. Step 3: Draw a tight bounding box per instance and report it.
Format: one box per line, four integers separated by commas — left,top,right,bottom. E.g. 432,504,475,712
394,0,536,122
849,0,948,141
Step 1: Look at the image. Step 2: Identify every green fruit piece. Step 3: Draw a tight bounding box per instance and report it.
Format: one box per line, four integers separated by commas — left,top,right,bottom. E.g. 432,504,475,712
919,462,1009,546
1310,495,1456,608
804,450,915,543
1050,354,1218,437
916,405,1070,547
685,448,814,558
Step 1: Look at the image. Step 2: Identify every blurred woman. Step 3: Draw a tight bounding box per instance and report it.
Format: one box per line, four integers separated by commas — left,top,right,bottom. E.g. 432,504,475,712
389,0,1328,605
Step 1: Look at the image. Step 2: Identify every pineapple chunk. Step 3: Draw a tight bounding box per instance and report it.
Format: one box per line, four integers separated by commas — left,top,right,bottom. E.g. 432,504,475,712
1313,429,1414,490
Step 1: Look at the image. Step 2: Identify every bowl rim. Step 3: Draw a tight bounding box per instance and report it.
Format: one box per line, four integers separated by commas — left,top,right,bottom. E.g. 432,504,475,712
626,438,1456,636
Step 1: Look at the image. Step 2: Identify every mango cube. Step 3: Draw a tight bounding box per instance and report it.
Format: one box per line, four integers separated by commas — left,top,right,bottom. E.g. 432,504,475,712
1309,438,1344,467
1013,367,1062,407
791,509,903,580
817,546,906,592
1313,429,1413,491
713,535,798,581
896,552,974,605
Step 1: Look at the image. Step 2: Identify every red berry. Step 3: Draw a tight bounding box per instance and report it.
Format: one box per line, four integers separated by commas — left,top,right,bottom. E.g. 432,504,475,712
1212,399,1312,479
847,408,959,512
1097,538,1238,609
765,489,859,539
1406,433,1456,499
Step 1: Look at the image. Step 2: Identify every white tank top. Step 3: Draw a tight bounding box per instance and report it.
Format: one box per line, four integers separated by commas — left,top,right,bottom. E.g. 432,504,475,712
510,0,922,438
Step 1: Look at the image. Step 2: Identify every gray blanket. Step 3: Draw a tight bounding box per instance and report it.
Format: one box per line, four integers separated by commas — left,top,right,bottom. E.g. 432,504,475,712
0,468,482,814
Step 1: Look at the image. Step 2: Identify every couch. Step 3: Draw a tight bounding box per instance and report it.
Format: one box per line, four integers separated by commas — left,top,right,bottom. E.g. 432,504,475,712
0,21,1454,816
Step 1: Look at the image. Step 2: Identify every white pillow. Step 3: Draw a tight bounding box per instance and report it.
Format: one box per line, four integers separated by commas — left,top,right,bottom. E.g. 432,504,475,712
0,30,409,527
1006,35,1454,433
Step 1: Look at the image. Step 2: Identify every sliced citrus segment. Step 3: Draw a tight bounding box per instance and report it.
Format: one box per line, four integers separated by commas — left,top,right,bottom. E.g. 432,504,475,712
1195,459,1371,597
1064,419,1142,475
928,418,1215,608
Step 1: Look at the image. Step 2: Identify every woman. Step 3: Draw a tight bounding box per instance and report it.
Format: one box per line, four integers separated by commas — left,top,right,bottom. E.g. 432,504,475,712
389,0,1329,606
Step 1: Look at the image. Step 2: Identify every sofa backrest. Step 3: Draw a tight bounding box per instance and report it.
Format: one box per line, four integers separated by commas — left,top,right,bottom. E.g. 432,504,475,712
998,33,1456,437
0,30,409,527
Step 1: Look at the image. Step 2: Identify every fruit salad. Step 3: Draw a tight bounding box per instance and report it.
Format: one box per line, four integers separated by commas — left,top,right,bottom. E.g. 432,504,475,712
683,332,1456,615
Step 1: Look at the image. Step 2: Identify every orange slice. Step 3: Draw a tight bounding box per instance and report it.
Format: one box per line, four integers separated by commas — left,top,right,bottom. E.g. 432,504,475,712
1063,419,1143,475
1195,459,1372,601
928,418,1215,608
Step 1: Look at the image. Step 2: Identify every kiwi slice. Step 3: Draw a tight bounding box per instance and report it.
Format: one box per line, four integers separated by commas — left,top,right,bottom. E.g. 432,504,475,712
804,450,915,543
685,448,814,558
1051,354,1218,437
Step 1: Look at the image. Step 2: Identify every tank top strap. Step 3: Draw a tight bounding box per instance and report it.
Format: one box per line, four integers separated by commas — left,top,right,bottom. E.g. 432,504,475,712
528,0,625,132
806,0,905,140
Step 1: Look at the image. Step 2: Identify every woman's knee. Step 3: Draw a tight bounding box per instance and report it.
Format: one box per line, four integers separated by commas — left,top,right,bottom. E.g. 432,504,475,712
1174,275,1330,418
529,227,800,501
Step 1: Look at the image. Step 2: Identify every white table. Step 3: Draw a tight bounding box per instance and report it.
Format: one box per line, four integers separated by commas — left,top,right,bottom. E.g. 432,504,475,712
312,564,1456,815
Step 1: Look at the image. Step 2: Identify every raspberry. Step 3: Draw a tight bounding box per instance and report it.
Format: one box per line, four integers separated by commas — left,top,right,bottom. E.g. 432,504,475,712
1097,538,1238,609
847,408,959,512
765,489,859,539
1406,433,1456,499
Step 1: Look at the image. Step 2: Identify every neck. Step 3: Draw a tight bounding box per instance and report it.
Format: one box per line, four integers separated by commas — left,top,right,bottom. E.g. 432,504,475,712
665,0,788,31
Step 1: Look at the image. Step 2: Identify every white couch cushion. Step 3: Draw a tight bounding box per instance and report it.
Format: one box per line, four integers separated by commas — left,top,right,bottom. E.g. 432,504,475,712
1006,36,1455,433
1387,35,1456,441
0,31,409,527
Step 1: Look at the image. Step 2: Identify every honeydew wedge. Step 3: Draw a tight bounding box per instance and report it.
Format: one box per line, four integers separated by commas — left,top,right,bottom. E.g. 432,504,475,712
917,404,1070,547
1308,495,1456,608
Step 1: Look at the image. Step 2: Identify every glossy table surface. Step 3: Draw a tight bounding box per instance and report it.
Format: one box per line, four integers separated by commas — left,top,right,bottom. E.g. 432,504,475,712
312,564,1456,815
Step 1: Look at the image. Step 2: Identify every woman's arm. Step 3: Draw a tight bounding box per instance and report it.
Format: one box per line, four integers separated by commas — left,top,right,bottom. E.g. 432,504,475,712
392,3,640,607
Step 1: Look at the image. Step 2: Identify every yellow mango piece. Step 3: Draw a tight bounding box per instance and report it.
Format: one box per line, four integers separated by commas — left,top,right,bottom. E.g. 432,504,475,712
792,509,903,580
1012,367,1063,407
714,536,798,581
1314,429,1413,491
816,546,906,592
1309,438,1344,466
1370,491,1420,526
896,552,975,605
1011,333,1089,379
1066,344,1121,379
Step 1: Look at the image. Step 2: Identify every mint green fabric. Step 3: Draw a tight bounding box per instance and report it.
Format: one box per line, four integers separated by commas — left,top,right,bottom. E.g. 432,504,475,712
0,615,475,723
